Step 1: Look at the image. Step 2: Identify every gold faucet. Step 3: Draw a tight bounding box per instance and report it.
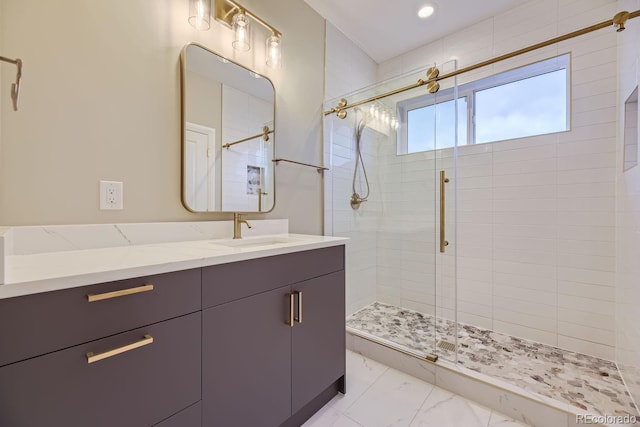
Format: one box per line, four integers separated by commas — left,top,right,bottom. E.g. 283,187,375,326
233,213,252,239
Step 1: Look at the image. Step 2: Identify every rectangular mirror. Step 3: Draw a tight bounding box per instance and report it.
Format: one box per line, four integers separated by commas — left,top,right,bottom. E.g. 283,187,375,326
180,43,275,212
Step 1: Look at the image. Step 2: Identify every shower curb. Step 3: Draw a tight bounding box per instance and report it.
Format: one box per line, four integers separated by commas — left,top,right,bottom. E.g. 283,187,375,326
346,330,625,427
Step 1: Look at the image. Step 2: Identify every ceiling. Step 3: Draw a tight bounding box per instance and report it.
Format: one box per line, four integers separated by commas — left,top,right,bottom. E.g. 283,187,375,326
303,0,523,63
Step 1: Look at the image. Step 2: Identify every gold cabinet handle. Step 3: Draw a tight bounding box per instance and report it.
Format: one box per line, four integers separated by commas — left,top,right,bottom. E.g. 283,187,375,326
440,170,449,253
86,334,153,364
294,291,303,324
288,293,295,327
87,284,154,303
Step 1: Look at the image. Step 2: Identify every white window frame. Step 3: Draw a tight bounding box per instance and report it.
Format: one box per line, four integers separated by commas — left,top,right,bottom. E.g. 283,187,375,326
397,53,570,154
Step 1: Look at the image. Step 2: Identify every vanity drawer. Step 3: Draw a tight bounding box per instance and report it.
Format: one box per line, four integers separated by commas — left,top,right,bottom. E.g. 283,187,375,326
202,245,344,308
0,311,202,427
0,268,201,367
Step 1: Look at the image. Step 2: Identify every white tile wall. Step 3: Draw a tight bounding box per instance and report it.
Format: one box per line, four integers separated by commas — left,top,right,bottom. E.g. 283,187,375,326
327,0,622,360
221,85,273,211
324,23,379,315
616,0,640,412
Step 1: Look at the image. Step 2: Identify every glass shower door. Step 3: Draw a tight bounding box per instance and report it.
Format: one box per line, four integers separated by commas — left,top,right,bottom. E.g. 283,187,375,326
432,60,460,363
325,60,459,363
398,60,460,362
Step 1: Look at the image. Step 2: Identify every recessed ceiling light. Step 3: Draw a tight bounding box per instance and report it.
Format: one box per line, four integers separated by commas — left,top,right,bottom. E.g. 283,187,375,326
418,4,435,19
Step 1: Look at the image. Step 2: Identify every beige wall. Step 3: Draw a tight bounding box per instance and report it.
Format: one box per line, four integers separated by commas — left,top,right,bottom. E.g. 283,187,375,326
0,0,325,234
185,70,221,131
0,1,3,215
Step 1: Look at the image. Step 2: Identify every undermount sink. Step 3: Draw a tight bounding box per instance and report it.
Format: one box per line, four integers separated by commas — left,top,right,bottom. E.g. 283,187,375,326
210,236,300,248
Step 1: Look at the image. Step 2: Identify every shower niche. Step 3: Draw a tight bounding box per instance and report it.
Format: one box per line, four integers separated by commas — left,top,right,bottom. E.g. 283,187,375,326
624,86,638,172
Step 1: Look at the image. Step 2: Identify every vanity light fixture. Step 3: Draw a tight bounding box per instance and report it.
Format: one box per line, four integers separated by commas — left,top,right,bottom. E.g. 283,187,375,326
232,10,251,51
265,33,282,68
189,0,283,67
211,0,283,68
188,0,211,30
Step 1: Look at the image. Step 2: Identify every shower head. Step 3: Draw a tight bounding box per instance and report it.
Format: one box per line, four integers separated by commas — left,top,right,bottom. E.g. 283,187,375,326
350,193,364,210
357,117,368,134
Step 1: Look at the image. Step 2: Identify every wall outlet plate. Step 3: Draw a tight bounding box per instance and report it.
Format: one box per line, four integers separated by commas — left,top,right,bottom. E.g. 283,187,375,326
99,180,123,210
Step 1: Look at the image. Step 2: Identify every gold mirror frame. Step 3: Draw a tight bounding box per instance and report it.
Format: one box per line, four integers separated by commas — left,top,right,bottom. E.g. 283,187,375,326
180,43,276,213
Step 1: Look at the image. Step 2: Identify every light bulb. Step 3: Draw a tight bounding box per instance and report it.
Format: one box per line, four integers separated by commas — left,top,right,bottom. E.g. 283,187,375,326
418,5,435,19
232,11,251,51
188,0,211,30
266,34,282,68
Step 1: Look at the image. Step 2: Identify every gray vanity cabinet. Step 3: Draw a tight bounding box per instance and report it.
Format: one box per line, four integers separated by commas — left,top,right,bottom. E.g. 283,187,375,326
0,268,201,368
0,312,202,427
202,285,293,427
0,269,202,427
291,271,346,413
153,402,202,427
0,244,346,427
201,246,346,427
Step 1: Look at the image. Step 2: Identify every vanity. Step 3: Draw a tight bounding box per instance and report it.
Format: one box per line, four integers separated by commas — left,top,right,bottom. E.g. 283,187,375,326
0,221,346,427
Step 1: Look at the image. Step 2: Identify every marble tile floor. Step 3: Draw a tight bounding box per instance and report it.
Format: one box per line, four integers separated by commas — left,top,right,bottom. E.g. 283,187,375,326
346,302,640,420
303,350,530,427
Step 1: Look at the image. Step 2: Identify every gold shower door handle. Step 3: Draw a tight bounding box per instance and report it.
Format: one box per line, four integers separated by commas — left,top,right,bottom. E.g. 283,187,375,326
440,170,449,253
86,334,154,364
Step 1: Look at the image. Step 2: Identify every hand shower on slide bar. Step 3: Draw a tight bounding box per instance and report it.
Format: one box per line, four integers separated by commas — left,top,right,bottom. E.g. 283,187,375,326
350,117,370,210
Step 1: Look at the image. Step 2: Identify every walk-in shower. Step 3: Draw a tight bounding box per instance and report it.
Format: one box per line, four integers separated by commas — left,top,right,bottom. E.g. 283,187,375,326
325,58,461,364
323,8,640,422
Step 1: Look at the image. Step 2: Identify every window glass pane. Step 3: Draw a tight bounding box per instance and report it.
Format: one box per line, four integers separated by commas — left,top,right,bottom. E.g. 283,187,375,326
475,69,567,144
407,98,467,153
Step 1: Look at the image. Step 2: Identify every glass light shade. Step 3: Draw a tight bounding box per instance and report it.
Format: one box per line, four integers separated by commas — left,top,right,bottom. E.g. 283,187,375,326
265,34,282,68
188,0,211,30
232,12,251,51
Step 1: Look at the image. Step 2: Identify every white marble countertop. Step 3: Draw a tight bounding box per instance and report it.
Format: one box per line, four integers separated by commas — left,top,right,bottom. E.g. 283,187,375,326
0,233,347,300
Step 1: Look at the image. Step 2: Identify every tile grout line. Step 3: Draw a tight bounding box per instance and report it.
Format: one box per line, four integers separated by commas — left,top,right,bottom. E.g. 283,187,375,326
334,356,391,416
407,384,437,426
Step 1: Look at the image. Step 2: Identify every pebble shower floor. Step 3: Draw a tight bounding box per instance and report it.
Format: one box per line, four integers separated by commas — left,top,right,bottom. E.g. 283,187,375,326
346,302,640,420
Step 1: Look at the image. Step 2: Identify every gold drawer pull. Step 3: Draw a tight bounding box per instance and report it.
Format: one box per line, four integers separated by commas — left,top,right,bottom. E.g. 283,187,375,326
294,291,303,324
288,293,295,327
86,334,154,364
87,284,154,302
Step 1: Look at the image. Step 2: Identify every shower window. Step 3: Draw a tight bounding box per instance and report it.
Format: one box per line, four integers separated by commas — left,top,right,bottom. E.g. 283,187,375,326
398,53,570,154
406,97,468,152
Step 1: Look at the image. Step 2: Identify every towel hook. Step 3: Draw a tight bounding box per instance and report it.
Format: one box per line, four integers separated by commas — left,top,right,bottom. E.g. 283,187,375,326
0,55,22,111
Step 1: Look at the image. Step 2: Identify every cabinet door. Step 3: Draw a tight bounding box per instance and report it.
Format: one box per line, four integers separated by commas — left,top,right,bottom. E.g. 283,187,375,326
153,402,201,427
291,271,346,413
0,312,201,427
203,285,292,427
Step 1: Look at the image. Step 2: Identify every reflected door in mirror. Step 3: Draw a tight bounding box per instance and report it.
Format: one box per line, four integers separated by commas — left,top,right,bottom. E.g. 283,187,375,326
185,124,218,211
